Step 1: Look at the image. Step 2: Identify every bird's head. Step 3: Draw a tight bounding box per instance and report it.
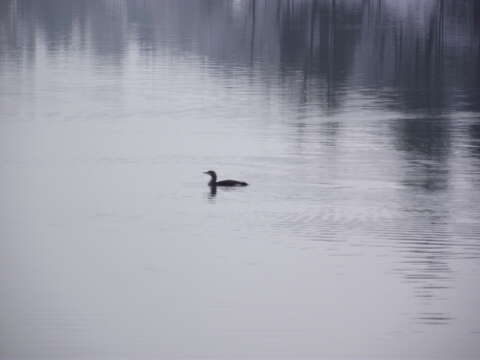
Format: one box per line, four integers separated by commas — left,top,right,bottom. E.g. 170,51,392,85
203,170,217,178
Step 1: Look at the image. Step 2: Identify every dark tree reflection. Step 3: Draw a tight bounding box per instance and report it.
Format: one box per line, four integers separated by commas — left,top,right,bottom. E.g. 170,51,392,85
1,0,479,144
2,0,478,115
394,117,451,192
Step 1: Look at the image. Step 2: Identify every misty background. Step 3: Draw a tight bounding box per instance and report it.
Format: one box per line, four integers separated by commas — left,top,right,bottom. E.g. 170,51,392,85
1,1,480,359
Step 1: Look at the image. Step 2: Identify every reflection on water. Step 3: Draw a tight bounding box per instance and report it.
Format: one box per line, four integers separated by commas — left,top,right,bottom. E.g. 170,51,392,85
2,0,479,113
208,185,217,199
1,0,480,359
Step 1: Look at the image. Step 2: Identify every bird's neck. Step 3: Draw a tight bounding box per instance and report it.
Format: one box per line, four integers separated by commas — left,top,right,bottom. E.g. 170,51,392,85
208,174,217,186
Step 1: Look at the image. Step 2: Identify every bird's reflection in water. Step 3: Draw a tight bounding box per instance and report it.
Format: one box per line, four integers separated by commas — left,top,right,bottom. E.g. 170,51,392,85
207,185,249,201
208,185,217,199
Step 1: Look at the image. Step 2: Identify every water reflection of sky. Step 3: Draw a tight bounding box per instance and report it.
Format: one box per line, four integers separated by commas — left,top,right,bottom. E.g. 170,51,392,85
1,0,480,358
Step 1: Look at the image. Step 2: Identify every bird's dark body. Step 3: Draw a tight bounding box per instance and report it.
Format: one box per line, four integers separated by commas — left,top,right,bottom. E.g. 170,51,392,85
204,170,248,187
215,179,248,187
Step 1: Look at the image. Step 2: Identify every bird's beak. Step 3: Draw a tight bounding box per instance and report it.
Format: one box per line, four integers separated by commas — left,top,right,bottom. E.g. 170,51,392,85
203,171,209,174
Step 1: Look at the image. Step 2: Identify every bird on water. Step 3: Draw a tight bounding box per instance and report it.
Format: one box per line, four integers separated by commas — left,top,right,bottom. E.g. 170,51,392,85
204,170,248,187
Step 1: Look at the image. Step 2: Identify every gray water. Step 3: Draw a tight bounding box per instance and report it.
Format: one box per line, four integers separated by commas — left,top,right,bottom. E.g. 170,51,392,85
1,0,480,359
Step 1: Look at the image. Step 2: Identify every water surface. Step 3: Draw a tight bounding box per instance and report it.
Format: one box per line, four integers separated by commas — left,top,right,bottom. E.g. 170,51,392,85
1,1,480,359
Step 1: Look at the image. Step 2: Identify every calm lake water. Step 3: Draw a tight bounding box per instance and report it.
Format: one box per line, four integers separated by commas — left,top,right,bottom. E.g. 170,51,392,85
1,0,480,359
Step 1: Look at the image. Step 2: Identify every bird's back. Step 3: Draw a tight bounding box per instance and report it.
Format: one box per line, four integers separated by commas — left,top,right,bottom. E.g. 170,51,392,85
215,179,248,187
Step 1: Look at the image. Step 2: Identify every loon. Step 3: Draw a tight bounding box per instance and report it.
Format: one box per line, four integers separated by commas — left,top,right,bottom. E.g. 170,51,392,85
204,170,248,187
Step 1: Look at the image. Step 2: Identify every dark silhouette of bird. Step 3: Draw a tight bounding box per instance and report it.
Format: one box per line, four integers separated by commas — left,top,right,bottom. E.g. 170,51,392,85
203,170,248,187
